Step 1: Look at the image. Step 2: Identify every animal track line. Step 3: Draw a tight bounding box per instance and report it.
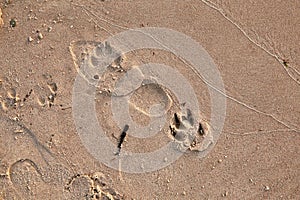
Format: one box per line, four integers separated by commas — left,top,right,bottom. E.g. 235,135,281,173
200,0,300,85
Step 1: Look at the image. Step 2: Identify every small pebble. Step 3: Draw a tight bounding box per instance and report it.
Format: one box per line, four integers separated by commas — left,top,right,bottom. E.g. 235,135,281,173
14,129,24,133
28,36,34,42
10,18,17,27
38,33,43,39
48,94,55,102
264,186,270,191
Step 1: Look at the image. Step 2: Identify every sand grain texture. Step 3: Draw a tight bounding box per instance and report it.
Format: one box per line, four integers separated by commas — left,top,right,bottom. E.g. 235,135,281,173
0,0,299,199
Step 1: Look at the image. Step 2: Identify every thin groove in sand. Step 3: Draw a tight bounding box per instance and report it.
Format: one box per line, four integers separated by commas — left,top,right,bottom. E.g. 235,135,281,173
228,128,296,136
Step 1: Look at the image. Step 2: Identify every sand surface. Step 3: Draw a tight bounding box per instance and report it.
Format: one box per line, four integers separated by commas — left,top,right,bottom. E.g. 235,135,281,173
0,0,299,199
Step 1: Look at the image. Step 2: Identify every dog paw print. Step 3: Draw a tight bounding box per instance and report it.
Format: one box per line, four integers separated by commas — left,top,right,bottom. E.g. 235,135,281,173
0,87,21,111
36,82,58,108
70,40,125,87
169,109,213,152
65,172,124,200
